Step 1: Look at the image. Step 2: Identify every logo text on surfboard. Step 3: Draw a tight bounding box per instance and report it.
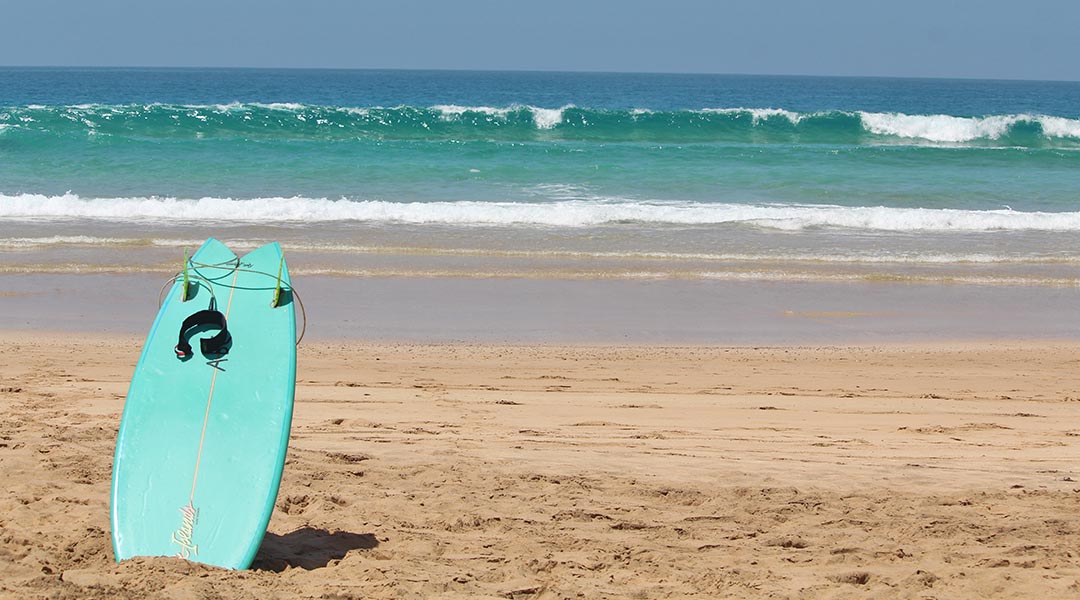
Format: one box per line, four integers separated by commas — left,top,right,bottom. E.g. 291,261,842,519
171,502,199,559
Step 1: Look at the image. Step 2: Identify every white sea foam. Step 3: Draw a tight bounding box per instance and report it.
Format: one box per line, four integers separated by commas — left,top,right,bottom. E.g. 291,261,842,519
0,235,206,249
752,108,803,123
252,102,307,111
704,107,805,124
0,235,132,247
530,107,562,129
430,104,568,129
740,203,1080,232
1039,116,1080,139
4,193,1080,232
859,112,1024,143
433,105,512,120
260,246,1080,266
7,235,1073,265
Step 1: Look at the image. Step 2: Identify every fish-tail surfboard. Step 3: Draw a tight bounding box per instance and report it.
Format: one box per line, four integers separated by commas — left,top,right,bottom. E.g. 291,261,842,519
111,238,297,569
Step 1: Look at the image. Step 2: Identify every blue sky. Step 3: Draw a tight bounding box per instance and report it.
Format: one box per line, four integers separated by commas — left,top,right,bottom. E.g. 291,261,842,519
2,0,1078,80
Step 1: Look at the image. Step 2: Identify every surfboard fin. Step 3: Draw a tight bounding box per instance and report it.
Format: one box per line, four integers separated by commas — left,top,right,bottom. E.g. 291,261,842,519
271,256,284,308
181,249,191,302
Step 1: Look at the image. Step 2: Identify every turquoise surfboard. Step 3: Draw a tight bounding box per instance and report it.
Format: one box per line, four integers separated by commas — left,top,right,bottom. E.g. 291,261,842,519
111,238,297,570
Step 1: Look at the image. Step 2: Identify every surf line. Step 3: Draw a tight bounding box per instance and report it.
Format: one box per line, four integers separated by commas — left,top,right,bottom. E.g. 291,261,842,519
173,262,241,558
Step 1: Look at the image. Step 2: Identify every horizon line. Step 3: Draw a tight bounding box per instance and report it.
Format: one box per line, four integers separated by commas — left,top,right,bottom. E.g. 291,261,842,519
0,65,1077,85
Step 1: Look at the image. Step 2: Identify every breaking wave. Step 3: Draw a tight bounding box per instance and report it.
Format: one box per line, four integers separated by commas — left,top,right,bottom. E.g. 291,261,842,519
1,103,1079,147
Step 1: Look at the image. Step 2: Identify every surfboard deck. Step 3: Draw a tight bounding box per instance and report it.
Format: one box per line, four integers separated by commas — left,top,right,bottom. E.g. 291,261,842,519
111,238,297,570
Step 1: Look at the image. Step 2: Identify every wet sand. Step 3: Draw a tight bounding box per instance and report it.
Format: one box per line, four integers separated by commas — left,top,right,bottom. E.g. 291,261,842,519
2,272,1079,344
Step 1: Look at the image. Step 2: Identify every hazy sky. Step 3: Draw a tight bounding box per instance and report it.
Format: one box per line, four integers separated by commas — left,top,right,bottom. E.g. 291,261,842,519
3,0,1078,81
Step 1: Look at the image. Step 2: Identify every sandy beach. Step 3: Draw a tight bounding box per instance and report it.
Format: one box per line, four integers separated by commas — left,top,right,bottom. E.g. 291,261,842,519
4,19,1080,600
2,330,1078,599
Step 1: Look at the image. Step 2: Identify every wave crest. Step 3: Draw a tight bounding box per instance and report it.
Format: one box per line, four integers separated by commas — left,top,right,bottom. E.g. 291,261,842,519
1,103,1078,146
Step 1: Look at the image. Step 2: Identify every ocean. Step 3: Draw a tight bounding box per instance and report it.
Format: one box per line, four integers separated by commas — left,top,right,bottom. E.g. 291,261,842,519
2,68,1080,287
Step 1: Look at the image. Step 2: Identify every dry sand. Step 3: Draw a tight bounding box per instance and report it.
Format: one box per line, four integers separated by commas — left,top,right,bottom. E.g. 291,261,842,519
1,333,1079,599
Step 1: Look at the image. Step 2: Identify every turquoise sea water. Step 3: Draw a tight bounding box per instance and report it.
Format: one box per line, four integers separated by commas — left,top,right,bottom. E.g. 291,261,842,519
2,68,1080,284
